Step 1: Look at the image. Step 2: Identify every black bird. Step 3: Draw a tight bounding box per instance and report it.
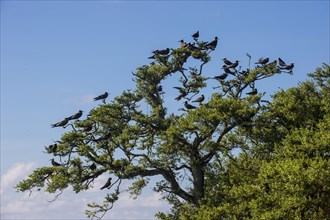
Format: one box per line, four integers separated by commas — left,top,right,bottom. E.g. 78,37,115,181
179,39,186,48
89,163,97,170
94,92,108,102
222,65,235,75
246,88,258,95
255,57,269,65
148,54,156,59
51,118,69,128
280,63,294,71
82,124,93,132
157,85,163,93
222,58,233,65
50,158,61,167
214,73,228,81
95,133,112,142
175,91,188,101
192,31,199,39
100,177,112,190
278,57,287,67
67,110,83,121
173,86,185,93
186,42,198,51
206,36,218,50
192,94,205,103
152,48,170,55
184,101,196,110
227,60,239,69
47,144,57,153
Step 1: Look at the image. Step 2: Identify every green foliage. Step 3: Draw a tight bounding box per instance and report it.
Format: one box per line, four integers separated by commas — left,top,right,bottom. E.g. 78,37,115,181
16,34,329,220
161,64,330,220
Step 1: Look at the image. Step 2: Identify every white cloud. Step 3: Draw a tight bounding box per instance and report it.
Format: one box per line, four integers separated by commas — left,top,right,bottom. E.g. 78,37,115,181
1,162,171,219
0,162,37,195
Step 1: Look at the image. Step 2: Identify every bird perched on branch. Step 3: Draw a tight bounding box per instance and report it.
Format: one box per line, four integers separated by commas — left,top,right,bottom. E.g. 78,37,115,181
89,163,97,171
278,57,287,67
222,65,235,75
67,110,83,121
50,158,61,166
148,54,156,59
246,88,258,95
227,60,239,69
192,31,199,39
206,36,218,50
100,177,112,190
152,48,170,55
157,85,163,93
174,86,188,101
255,57,269,65
51,118,69,128
94,92,108,104
47,144,57,153
280,63,294,71
192,94,205,103
82,124,93,132
222,58,233,65
175,91,188,101
94,133,112,142
179,39,186,48
214,73,228,81
184,101,196,110
173,86,185,93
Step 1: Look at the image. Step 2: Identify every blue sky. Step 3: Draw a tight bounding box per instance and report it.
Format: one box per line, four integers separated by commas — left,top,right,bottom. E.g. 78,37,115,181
1,1,329,219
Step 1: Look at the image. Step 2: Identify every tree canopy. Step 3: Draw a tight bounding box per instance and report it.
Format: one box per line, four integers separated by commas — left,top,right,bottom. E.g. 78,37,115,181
16,33,329,219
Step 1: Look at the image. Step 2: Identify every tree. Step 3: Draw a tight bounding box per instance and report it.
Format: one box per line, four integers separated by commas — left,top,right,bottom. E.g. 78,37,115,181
16,34,295,219
166,64,330,220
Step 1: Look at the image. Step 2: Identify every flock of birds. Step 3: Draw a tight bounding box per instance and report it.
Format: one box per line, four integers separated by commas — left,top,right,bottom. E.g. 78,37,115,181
147,31,294,110
48,91,112,190
47,31,294,190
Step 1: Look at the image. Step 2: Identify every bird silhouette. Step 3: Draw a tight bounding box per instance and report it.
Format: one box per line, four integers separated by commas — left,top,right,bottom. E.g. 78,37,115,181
246,88,258,95
51,118,69,128
67,110,83,121
227,60,239,69
175,91,188,101
95,133,112,142
148,54,156,59
186,42,198,51
179,39,186,48
173,86,185,92
100,177,112,190
192,94,205,103
184,101,196,110
222,58,233,65
152,48,170,55
89,163,97,170
82,124,93,132
157,85,163,93
94,92,108,103
192,31,199,39
280,63,294,71
47,144,57,153
50,158,61,166
222,65,235,75
206,36,218,50
255,57,269,65
278,57,287,67
214,73,228,81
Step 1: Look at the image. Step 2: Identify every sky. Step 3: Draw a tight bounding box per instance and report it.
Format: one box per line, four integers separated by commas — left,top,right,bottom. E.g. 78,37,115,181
1,0,329,219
